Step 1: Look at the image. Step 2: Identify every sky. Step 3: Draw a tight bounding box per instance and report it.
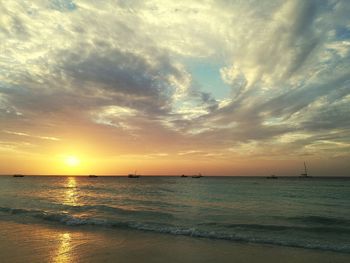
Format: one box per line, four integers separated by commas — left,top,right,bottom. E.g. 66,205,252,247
0,0,349,176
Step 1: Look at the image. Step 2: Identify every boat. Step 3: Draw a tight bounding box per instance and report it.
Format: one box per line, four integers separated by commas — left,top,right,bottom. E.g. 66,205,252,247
299,162,312,178
13,174,24,177
128,174,140,178
180,174,188,178
266,174,278,179
192,173,202,178
128,171,140,178
88,174,98,178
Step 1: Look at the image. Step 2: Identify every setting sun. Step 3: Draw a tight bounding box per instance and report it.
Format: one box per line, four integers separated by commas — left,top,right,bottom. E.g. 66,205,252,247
64,156,80,167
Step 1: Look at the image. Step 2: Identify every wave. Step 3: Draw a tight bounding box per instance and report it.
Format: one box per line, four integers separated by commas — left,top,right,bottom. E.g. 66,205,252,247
43,184,117,192
0,206,349,253
60,204,174,219
289,215,350,226
0,204,174,222
198,222,350,234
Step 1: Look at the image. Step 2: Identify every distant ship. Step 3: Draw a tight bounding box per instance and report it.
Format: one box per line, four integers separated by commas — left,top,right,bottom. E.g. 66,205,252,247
266,174,278,179
13,174,24,177
180,174,188,178
88,174,98,178
299,162,312,178
192,173,202,178
128,171,140,178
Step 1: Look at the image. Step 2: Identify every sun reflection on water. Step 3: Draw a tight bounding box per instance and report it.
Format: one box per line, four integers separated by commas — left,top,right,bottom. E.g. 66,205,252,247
63,177,78,206
53,232,72,263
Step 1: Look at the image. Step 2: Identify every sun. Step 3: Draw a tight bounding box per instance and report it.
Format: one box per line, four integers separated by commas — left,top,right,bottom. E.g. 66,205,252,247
64,156,80,167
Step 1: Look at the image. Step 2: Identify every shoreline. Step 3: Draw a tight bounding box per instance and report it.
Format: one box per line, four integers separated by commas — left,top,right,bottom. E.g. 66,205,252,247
1,220,349,263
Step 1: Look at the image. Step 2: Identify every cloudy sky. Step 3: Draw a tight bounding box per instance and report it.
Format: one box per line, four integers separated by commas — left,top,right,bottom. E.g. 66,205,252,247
0,0,349,175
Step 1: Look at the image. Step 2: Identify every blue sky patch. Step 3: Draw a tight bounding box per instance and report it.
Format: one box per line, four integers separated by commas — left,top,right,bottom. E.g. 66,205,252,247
335,27,350,40
184,58,231,100
50,0,77,12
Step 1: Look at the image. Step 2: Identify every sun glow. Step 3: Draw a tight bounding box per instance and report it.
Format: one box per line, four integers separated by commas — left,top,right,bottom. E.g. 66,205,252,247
64,156,80,167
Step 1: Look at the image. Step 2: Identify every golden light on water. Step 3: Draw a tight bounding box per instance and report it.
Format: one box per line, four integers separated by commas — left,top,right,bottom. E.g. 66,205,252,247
53,232,72,263
52,178,77,262
66,176,77,188
63,177,78,206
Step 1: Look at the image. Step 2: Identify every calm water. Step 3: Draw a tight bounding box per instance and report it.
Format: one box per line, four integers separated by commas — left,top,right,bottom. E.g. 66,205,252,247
0,176,349,253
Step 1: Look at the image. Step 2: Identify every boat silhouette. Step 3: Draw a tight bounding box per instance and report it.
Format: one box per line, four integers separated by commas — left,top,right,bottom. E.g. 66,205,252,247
128,171,140,178
299,162,312,178
192,173,202,178
266,174,278,179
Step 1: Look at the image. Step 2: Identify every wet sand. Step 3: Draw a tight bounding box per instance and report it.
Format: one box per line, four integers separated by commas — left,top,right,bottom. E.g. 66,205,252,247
0,220,349,263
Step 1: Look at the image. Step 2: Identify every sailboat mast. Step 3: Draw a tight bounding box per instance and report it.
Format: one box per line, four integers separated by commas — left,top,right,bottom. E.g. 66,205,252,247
304,162,308,175
299,161,310,178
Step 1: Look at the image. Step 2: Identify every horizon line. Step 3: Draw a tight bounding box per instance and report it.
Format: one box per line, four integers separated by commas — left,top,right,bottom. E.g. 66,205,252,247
2,174,350,178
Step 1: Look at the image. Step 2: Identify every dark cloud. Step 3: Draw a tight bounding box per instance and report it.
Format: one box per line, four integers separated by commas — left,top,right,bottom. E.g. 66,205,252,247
59,49,180,113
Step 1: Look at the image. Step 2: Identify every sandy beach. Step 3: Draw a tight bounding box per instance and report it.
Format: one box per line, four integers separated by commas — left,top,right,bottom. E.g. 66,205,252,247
1,220,349,263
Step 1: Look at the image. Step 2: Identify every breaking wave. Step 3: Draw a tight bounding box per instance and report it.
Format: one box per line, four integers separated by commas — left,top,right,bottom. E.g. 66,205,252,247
1,206,349,253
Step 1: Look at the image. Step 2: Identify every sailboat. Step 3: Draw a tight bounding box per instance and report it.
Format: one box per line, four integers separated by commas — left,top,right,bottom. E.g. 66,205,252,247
128,171,140,178
266,174,278,179
192,173,202,178
299,162,312,178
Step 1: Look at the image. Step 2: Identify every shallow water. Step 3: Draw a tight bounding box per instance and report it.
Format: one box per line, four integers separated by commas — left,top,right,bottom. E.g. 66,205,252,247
0,176,349,253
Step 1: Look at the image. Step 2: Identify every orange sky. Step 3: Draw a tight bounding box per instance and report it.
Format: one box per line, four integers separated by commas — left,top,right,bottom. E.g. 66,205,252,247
1,1,349,176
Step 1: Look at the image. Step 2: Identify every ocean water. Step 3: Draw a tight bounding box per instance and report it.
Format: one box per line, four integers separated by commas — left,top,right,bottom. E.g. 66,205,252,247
0,176,349,253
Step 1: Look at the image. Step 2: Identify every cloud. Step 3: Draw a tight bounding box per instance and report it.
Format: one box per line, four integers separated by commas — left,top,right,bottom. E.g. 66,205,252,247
2,130,60,141
0,0,349,173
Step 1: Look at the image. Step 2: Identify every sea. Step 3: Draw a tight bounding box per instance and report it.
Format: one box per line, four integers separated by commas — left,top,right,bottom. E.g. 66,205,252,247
0,176,349,253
